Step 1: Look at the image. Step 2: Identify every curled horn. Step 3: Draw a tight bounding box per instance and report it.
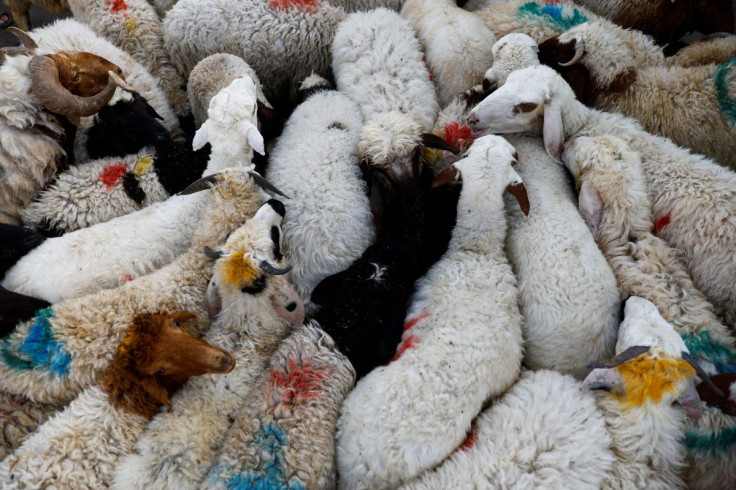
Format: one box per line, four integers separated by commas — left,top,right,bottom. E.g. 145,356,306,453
260,260,292,275
29,56,119,119
8,27,38,49
588,345,650,369
421,133,461,154
203,246,223,260
682,351,726,399
177,174,220,195
559,38,585,67
0,46,35,64
247,171,290,199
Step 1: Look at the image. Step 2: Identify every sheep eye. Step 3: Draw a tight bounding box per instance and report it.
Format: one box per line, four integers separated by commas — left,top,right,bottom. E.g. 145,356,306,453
513,102,538,114
173,321,180,327
156,368,165,375
73,73,80,82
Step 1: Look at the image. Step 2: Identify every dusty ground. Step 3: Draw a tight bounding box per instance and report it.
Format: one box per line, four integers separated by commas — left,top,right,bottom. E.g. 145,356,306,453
0,1,70,48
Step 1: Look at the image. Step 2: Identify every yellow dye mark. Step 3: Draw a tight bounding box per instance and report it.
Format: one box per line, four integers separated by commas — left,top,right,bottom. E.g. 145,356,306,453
218,249,259,287
124,15,137,35
615,354,695,408
133,156,153,176
117,329,136,355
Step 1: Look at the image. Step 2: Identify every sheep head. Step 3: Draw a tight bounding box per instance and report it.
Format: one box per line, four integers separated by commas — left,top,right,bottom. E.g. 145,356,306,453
102,312,235,417
204,199,304,329
43,51,122,97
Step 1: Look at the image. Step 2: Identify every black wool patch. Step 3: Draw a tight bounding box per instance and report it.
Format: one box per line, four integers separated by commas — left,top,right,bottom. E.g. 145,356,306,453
122,172,146,204
241,274,267,295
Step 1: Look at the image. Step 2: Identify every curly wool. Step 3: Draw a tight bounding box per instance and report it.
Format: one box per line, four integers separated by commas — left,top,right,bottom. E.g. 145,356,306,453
504,134,619,379
666,36,736,68
400,0,495,106
164,0,346,103
0,171,266,405
332,8,439,131
401,370,615,489
203,323,355,490
0,393,63,460
67,0,189,116
266,90,374,305
32,18,182,142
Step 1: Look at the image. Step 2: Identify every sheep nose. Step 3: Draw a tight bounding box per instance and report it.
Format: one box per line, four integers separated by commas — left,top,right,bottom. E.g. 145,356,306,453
467,113,479,127
155,132,170,144
215,353,235,373
285,301,297,312
115,67,123,76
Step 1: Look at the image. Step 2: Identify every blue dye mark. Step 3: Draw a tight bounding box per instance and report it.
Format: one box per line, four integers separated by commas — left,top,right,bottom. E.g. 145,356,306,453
1,308,72,377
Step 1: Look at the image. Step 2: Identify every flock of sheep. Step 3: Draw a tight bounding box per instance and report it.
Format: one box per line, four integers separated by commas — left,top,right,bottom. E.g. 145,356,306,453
0,0,735,488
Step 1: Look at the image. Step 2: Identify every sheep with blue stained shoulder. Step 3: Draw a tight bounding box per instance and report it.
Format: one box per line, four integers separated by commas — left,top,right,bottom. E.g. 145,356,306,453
468,64,736,334
402,296,701,490
400,0,496,106
561,135,736,489
203,322,355,490
0,311,235,489
538,21,736,169
336,135,526,489
2,75,264,303
265,76,374,308
0,167,271,406
113,201,302,490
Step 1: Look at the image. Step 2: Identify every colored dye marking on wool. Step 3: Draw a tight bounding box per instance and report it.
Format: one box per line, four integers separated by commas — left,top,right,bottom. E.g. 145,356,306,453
715,55,736,124
685,426,736,454
517,2,588,30
99,163,128,190
1,308,72,377
268,0,319,13
264,355,333,407
682,331,736,374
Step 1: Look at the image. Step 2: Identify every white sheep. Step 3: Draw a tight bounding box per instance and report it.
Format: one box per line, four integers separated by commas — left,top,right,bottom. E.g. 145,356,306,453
112,201,301,490
503,133,620,379
266,79,374,307
538,21,736,169
400,0,496,106
474,0,664,68
203,322,356,489
2,76,263,303
0,169,267,406
332,8,439,131
469,64,736,331
402,296,700,490
163,0,348,103
0,312,235,489
336,135,526,489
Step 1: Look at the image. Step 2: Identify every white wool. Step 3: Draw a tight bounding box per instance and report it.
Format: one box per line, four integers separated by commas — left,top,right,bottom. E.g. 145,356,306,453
485,32,539,86
266,90,374,305
336,135,524,488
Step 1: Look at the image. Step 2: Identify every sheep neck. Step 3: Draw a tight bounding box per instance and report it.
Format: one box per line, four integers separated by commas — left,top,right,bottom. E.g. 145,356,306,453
215,293,290,348
451,178,508,254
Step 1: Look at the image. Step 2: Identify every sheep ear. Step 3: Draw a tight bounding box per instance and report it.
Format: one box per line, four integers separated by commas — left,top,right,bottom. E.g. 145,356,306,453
192,121,211,151
205,278,222,321
543,98,565,161
676,384,703,421
582,367,622,392
578,180,603,240
242,122,265,156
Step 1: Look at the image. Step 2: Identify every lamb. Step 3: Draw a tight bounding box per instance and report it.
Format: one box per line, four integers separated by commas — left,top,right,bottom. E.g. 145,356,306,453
0,34,125,225
474,0,665,68
163,0,348,104
311,129,460,379
502,133,619,379
400,0,496,106
0,311,235,489
402,296,700,490
537,21,736,169
2,76,264,303
112,201,303,490
265,78,374,306
0,168,269,405
332,8,439,131
203,322,356,489
336,135,527,489
65,0,189,117
20,141,209,236
468,64,736,331
32,19,182,140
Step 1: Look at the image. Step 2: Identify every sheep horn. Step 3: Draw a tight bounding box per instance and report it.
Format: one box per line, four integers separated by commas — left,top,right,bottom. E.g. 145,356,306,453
177,174,220,195
8,27,38,50
29,55,119,120
431,165,461,188
559,39,585,67
247,171,290,199
682,351,726,399
588,345,650,369
507,182,530,216
107,70,137,93
421,133,461,154
0,46,35,64
203,246,223,260
260,260,292,276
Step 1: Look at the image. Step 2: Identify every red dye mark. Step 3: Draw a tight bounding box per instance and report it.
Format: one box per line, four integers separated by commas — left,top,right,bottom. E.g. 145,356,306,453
264,355,333,408
442,122,474,149
653,214,670,235
105,0,128,14
457,424,478,452
391,335,419,362
121,273,134,283
268,0,318,13
99,164,128,190
547,0,565,4
403,311,430,334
